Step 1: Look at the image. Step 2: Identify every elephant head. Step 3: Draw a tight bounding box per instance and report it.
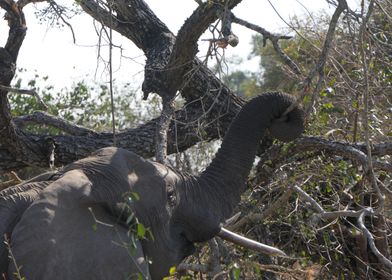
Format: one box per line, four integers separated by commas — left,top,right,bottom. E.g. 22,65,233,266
1,92,304,279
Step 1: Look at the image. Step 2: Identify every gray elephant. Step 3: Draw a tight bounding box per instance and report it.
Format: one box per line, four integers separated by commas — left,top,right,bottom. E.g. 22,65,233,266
0,92,304,279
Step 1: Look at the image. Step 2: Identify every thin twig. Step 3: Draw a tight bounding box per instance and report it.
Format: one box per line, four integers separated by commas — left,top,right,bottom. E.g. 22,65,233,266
358,0,384,210
108,0,116,146
4,234,24,280
291,183,324,213
49,0,76,43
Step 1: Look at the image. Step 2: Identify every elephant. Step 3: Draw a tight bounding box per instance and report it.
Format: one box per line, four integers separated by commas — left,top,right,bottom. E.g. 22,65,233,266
0,91,304,279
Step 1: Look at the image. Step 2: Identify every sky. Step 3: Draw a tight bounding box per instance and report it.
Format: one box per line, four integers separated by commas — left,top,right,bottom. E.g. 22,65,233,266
0,0,360,90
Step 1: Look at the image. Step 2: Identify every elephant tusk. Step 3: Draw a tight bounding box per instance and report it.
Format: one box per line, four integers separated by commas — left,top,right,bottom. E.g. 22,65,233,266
217,227,287,257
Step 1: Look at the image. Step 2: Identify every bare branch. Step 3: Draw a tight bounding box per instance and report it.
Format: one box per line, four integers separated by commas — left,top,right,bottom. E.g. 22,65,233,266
318,209,371,220
48,0,76,43
358,0,384,210
303,0,348,115
13,111,96,136
358,209,392,271
0,84,47,109
290,183,324,213
230,13,301,76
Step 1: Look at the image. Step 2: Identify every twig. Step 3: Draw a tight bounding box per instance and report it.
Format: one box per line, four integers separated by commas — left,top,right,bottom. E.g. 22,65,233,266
48,0,76,43
290,182,378,222
305,0,348,116
0,84,47,109
291,183,324,213
4,234,24,280
318,209,373,220
358,0,384,211
108,0,116,146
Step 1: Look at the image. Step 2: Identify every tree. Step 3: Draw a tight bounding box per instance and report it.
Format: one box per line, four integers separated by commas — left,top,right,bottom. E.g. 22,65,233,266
1,0,391,279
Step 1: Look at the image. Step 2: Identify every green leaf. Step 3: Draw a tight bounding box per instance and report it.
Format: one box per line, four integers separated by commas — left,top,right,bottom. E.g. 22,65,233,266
130,192,140,201
137,223,146,239
169,266,176,275
233,266,241,280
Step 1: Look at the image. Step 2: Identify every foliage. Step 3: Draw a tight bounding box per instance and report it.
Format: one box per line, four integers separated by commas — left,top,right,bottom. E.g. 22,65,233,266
9,69,161,134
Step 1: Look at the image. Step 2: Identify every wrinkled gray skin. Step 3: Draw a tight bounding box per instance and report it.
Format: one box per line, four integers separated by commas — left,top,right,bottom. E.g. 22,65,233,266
0,92,304,280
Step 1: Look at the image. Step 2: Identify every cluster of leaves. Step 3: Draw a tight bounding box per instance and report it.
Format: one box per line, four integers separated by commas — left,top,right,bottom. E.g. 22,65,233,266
9,69,161,135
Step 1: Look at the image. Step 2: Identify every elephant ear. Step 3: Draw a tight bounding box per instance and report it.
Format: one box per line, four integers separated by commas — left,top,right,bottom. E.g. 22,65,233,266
0,180,52,274
9,169,151,279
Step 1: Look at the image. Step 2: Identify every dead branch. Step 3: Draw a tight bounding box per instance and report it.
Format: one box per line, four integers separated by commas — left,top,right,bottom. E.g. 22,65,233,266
358,0,384,210
0,85,47,109
230,13,301,76
357,209,392,271
303,0,348,116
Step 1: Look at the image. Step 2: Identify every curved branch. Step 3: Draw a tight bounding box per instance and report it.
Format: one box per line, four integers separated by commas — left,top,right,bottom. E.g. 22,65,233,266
358,209,392,271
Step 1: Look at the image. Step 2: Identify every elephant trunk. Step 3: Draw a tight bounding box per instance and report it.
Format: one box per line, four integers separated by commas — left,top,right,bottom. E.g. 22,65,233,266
173,92,304,243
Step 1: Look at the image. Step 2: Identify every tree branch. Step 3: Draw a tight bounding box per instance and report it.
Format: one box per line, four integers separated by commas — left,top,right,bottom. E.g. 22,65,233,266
357,209,392,271
304,0,348,115
0,85,47,109
13,111,96,136
230,13,301,76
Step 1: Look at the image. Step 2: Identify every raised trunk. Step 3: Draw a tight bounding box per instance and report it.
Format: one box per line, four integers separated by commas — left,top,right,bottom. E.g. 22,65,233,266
173,92,304,242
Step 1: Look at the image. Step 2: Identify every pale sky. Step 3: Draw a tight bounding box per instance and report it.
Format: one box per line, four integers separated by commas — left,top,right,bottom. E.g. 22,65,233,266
0,0,360,90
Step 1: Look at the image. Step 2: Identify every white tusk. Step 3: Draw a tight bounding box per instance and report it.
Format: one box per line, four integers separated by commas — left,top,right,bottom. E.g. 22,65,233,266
217,227,287,257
